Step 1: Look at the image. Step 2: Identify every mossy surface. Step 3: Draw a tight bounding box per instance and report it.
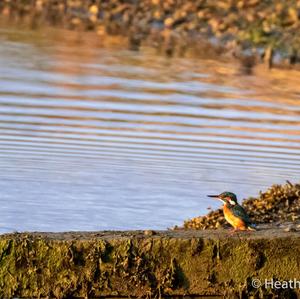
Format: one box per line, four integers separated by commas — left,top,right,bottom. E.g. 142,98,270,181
0,229,299,298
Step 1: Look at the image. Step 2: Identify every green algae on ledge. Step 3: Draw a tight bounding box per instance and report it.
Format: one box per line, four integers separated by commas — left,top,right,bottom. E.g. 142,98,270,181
0,229,299,298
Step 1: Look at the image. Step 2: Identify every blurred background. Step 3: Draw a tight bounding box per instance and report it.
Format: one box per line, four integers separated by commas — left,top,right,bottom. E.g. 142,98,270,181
0,13,300,232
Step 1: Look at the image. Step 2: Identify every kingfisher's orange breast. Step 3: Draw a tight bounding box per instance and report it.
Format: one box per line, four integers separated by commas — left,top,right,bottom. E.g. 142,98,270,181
223,204,247,230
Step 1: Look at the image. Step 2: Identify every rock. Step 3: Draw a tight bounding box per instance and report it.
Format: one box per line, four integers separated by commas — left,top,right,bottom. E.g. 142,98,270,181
284,226,297,232
143,229,156,236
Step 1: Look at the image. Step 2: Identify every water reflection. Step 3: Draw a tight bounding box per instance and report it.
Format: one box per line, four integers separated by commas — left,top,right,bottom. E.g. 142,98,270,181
0,25,300,232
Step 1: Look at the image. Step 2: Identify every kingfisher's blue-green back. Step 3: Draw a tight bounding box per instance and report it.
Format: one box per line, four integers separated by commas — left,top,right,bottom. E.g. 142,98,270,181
228,204,252,225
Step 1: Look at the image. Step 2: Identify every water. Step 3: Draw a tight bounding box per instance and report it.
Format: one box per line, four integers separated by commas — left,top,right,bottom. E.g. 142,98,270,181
0,25,300,232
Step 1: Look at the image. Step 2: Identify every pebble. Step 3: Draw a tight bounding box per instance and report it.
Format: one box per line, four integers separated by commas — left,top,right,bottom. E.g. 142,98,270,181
284,226,297,232
144,230,156,236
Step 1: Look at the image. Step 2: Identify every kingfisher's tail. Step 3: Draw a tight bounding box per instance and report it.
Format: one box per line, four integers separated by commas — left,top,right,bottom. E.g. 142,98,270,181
247,223,257,231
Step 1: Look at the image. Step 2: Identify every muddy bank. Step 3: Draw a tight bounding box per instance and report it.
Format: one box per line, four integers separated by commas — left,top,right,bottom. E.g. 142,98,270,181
0,226,299,298
1,0,300,67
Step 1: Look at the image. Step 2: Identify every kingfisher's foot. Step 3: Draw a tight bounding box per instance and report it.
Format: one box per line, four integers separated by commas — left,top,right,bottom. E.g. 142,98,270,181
228,228,238,235
228,228,253,235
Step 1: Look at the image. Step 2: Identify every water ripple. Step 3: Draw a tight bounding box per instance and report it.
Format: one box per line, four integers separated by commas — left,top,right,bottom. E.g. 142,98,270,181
0,26,300,232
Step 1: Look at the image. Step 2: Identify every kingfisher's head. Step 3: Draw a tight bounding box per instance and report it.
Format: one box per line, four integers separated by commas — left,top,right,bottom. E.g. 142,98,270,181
207,191,238,205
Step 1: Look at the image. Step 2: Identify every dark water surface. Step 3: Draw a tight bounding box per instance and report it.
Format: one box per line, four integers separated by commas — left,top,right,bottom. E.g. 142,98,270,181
1,25,300,232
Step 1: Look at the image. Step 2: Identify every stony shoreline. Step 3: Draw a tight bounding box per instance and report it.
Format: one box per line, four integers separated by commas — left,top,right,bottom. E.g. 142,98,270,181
0,227,299,298
1,0,300,68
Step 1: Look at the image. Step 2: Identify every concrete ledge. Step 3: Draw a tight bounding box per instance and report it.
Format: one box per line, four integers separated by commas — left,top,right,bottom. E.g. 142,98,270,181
0,227,299,298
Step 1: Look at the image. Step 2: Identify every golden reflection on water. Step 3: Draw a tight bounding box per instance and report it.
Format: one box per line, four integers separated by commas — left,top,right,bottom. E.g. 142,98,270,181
0,24,300,232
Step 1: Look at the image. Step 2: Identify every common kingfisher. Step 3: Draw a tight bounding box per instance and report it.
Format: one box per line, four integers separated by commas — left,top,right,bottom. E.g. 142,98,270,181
208,192,256,231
